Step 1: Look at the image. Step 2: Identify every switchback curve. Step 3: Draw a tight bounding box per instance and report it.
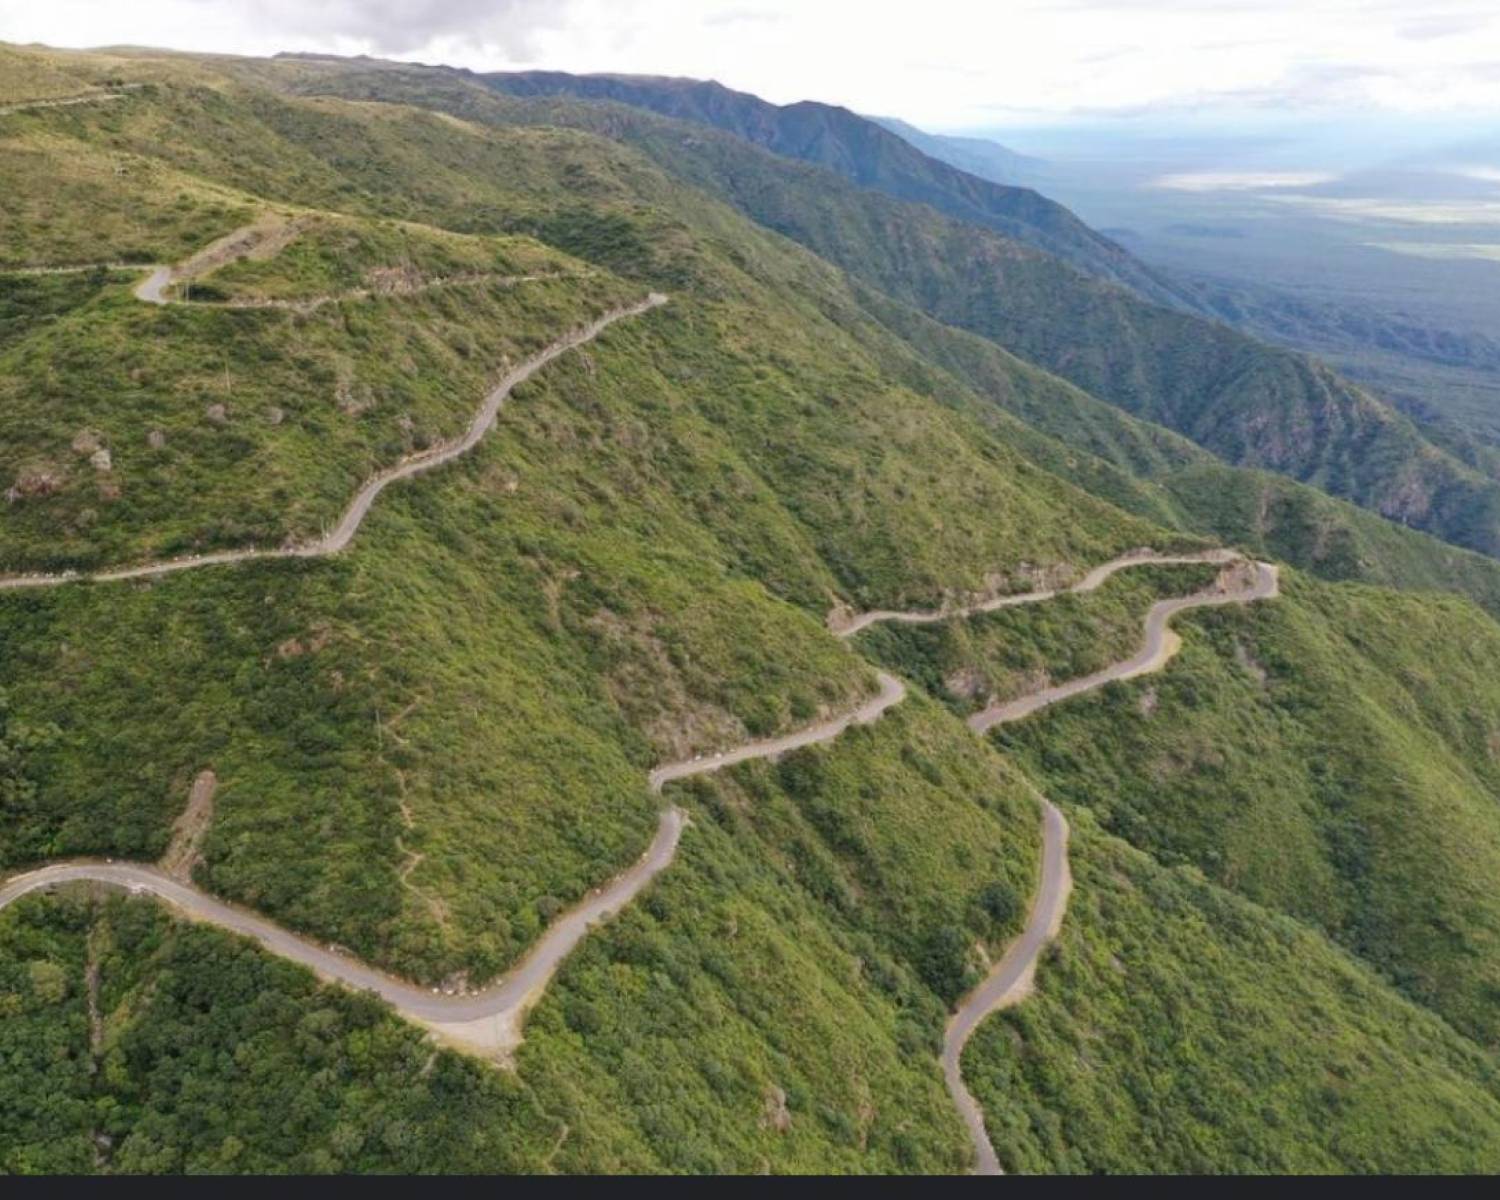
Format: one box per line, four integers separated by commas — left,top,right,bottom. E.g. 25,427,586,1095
939,557,1280,1174
829,548,1240,637
0,239,1281,1167
0,672,908,1057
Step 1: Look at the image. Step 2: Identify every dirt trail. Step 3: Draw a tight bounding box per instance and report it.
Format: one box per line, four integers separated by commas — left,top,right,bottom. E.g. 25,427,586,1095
0,670,909,1058
830,548,1239,637
941,557,1278,1175
4,256,567,307
159,769,217,883
0,293,667,591
0,90,129,116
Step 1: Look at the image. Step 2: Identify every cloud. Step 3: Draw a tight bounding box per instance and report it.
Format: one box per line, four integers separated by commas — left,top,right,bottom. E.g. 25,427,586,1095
1397,14,1491,42
1368,241,1500,260
1275,195,1500,224
238,0,572,56
6,0,1500,126
1153,170,1338,190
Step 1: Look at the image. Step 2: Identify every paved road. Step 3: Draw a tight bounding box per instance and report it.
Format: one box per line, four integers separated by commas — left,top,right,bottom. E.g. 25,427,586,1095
943,797,1070,1176
0,809,685,1056
647,671,906,790
940,557,1279,1174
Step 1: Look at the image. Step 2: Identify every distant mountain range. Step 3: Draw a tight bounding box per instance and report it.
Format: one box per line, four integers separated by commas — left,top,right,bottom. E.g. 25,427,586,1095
867,116,1042,187
483,70,1185,310
475,68,1500,559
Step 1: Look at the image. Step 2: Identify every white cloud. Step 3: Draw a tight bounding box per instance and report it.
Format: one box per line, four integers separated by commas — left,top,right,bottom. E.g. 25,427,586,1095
236,0,567,56
1276,195,1500,224
1369,241,1500,260
1153,171,1338,190
2,1,1500,127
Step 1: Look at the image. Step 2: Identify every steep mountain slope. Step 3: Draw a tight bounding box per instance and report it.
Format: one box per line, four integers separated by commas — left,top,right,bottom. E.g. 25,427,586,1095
5,43,1500,1177
210,55,1500,574
476,68,1182,308
0,43,1166,991
992,569,1500,1045
850,279,1500,620
963,818,1500,1173
409,70,1500,563
870,117,1039,187
858,555,1500,1045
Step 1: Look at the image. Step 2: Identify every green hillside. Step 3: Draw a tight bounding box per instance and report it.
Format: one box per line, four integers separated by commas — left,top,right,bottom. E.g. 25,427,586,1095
0,47,1163,989
387,69,1500,563
856,561,1221,715
963,819,1500,1174
3,42,1500,1178
993,570,1500,1044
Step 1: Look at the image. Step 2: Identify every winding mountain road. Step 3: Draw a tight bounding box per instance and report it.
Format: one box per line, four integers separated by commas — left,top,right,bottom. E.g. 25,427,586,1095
0,810,686,1057
0,674,907,1056
830,548,1240,637
0,221,1286,1170
944,796,1070,1176
938,556,1279,1174
648,671,906,790
968,558,1279,732
0,293,668,591
0,550,1278,1156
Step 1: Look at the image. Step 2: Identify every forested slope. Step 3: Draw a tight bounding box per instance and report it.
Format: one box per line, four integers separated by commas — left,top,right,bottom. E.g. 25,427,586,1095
3,43,1500,1177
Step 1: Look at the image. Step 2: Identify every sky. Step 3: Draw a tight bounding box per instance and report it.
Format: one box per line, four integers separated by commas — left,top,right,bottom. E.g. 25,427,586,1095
3,0,1500,130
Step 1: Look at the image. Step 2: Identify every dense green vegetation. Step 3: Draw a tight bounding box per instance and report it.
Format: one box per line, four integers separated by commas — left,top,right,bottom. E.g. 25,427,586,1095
200,212,572,303
857,561,1220,716
0,43,1164,996
3,696,1045,1174
0,888,559,1174
7,42,1500,1177
400,69,1500,562
0,171,1159,989
963,818,1500,1174
858,281,1500,620
0,268,131,353
0,233,632,570
515,697,1041,1171
994,569,1500,1044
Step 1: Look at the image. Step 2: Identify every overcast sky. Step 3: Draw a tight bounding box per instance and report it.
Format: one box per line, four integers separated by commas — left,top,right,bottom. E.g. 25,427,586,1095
4,1,1500,129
